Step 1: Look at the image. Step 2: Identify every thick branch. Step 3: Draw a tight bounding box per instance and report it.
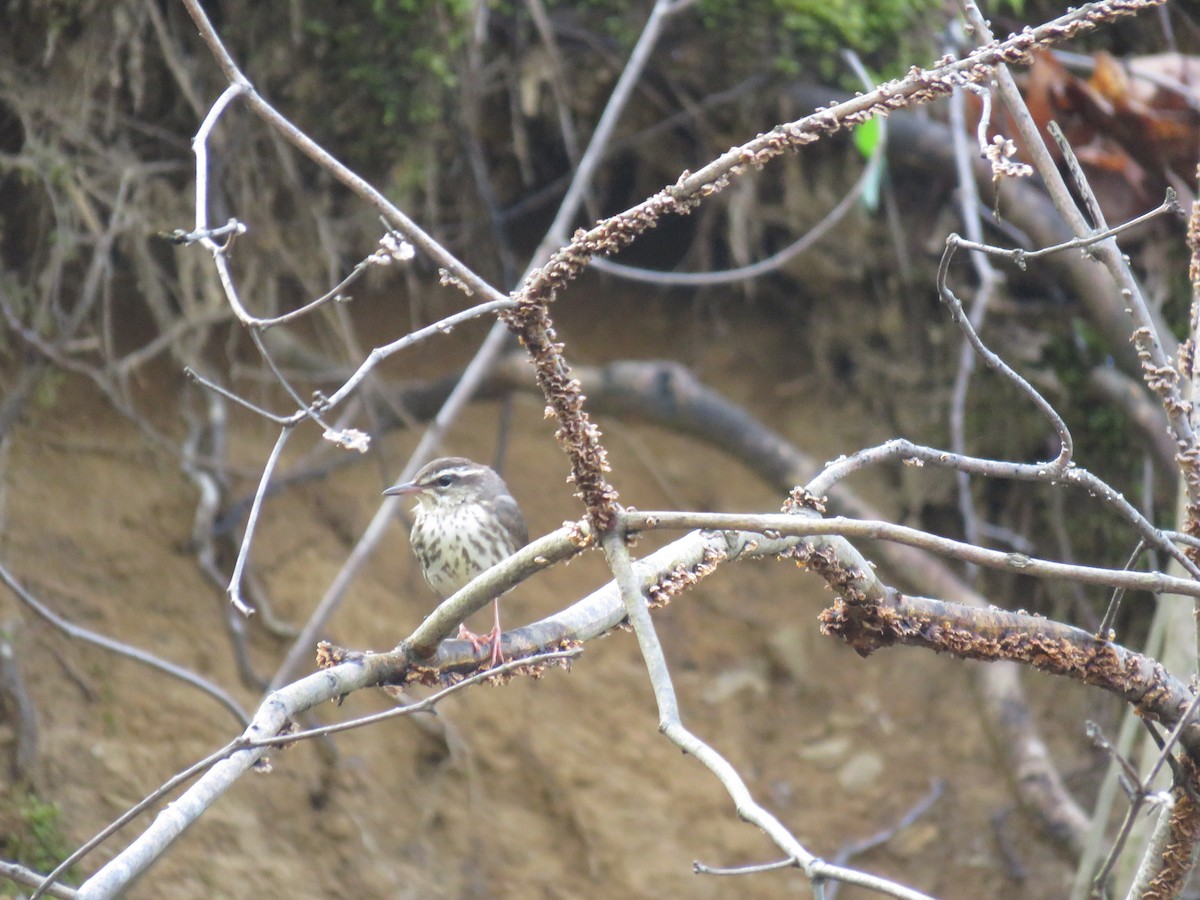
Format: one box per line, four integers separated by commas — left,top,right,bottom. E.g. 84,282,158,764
820,589,1200,749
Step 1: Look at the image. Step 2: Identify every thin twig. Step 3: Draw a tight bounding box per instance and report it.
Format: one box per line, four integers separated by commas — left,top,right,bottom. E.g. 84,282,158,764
28,742,242,900
825,780,947,900
1090,689,1200,892
939,237,1074,463
806,434,1200,583
1096,542,1147,638
184,368,299,425
946,48,1003,576
948,190,1182,269
694,857,797,876
179,389,266,689
225,426,293,616
247,329,336,433
589,125,883,286
317,298,514,411
192,84,245,252
0,622,38,781
601,528,931,900
1,861,79,899
0,562,248,727
619,510,1200,599
248,648,581,749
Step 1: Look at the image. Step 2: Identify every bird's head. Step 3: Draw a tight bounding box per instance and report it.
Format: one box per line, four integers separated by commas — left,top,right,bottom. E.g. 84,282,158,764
383,457,505,511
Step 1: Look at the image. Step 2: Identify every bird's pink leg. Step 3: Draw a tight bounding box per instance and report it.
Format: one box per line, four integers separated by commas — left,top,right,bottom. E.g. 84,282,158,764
486,599,505,667
456,600,505,667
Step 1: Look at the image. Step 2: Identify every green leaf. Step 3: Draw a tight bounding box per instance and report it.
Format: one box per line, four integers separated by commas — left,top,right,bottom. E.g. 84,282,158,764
852,118,881,158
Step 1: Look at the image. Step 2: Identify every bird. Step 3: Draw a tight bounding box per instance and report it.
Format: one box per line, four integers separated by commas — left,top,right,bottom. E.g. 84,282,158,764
383,457,529,667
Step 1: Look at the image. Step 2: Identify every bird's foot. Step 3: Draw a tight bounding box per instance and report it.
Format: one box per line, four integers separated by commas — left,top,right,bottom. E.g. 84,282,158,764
486,623,505,667
457,624,505,667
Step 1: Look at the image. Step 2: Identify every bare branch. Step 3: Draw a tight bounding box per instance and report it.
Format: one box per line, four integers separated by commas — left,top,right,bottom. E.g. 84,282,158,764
0,562,248,727
1,861,78,899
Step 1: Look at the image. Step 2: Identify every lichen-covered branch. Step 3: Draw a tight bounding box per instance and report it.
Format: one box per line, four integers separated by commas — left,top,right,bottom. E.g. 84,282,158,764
818,588,1200,755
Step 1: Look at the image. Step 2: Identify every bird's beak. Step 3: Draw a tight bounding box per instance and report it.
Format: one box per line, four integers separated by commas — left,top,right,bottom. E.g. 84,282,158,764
382,480,421,497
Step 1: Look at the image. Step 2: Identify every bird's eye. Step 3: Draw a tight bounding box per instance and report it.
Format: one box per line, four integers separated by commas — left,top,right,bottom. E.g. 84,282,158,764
437,474,454,487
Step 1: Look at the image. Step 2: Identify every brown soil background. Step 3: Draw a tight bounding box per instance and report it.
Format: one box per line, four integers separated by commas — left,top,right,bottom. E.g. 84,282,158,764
0,286,1103,899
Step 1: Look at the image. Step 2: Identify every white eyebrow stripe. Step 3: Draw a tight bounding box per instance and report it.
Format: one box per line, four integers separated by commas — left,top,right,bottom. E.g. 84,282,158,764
422,464,480,485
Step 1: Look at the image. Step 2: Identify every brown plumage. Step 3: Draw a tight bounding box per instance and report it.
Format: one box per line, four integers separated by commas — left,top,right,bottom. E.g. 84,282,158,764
384,457,528,666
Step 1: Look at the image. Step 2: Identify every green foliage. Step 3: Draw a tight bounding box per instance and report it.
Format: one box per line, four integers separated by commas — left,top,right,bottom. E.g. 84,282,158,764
296,0,473,168
0,788,77,891
852,117,881,158
294,0,940,173
696,0,941,79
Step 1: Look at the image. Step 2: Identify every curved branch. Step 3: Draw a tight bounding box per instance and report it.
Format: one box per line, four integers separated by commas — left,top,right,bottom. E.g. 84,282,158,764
819,589,1200,752
0,562,248,727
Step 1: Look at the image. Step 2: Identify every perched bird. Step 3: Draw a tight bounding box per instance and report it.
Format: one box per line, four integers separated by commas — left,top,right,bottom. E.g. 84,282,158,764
383,457,529,666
